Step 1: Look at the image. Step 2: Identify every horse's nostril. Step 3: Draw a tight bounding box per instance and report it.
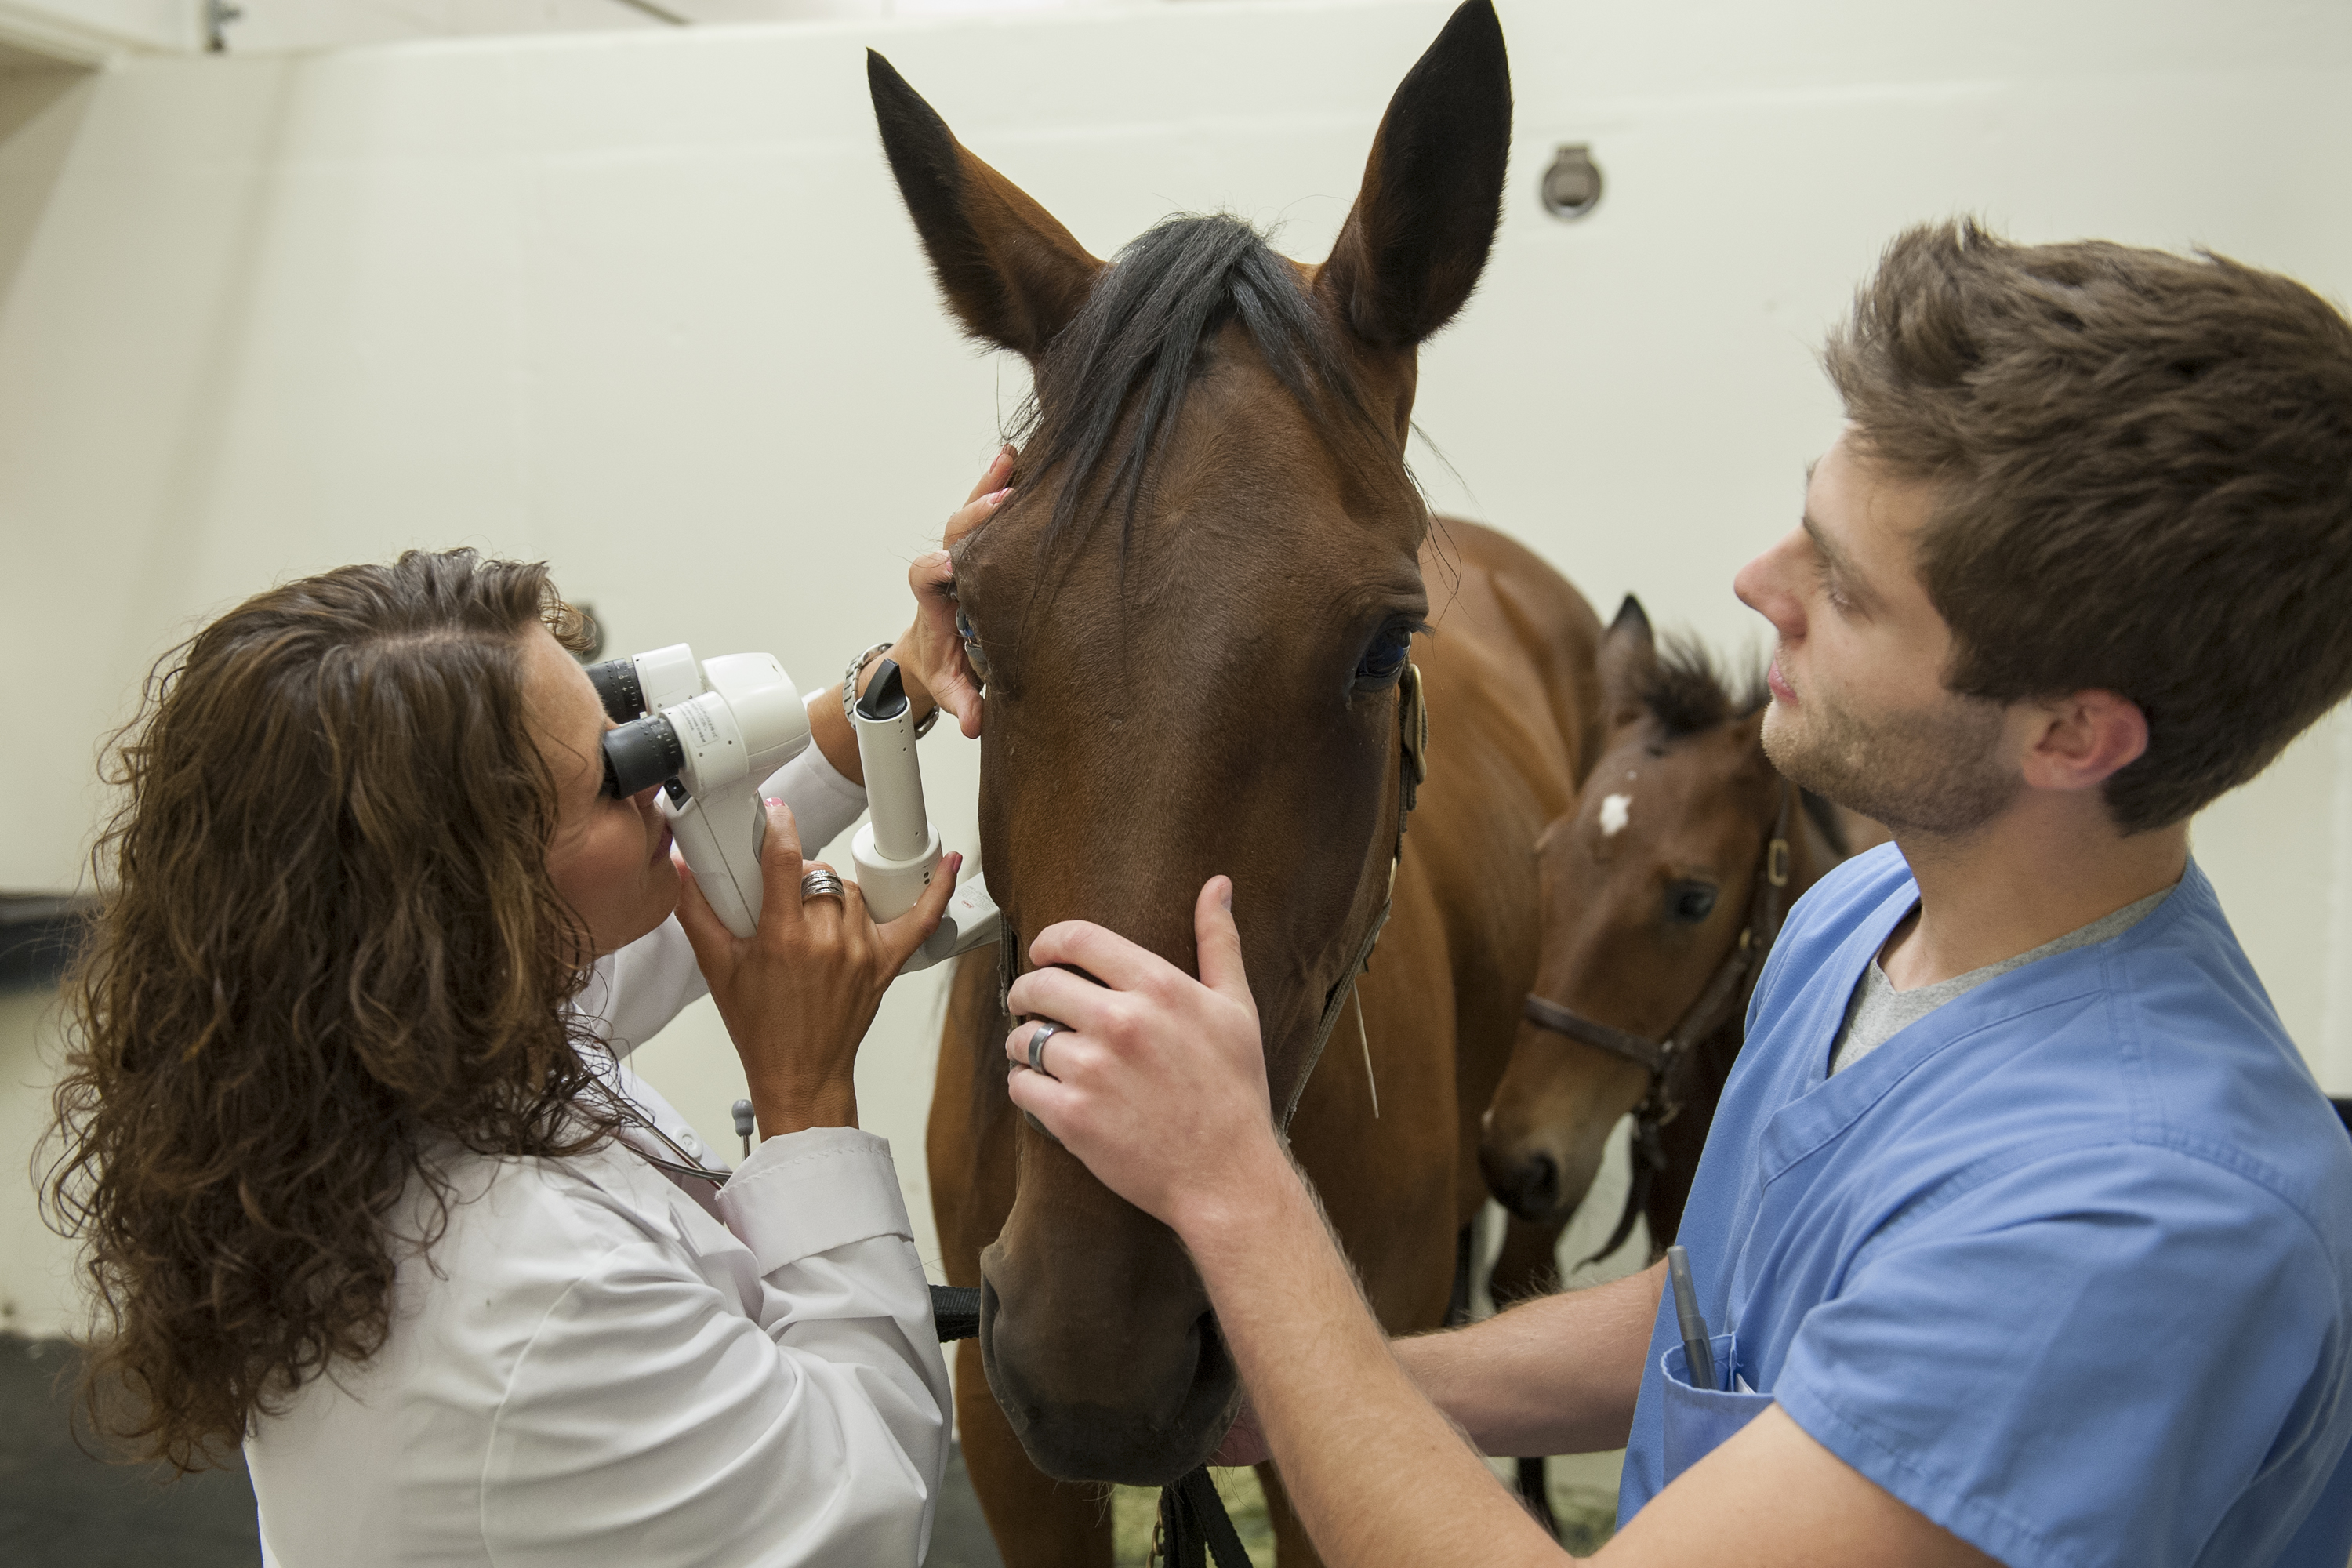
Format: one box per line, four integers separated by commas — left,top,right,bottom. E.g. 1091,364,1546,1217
1519,1152,1559,1212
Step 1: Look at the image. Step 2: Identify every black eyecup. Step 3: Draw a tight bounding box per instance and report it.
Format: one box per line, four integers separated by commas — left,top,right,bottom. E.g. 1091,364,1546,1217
855,659,910,722
601,714,685,799
586,658,645,724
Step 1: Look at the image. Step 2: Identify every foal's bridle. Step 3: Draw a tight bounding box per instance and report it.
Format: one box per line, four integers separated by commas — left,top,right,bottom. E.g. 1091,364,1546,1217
1519,779,1796,1262
997,662,1430,1138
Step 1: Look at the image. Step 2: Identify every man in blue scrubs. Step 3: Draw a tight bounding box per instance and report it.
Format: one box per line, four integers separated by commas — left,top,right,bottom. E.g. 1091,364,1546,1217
997,223,2352,1565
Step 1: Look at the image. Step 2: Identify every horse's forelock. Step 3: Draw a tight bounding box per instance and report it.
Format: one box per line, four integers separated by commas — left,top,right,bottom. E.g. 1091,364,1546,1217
1013,213,1389,568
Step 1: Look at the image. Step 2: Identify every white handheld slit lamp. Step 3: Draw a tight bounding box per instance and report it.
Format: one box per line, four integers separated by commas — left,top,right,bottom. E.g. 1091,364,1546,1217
590,644,998,973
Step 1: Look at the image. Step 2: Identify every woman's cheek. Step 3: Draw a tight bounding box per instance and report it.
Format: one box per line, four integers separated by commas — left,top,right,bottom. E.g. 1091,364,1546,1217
649,851,683,913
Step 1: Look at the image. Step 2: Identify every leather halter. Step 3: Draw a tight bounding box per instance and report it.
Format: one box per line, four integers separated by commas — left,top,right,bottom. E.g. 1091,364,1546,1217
1519,779,1796,1260
1000,663,1428,1138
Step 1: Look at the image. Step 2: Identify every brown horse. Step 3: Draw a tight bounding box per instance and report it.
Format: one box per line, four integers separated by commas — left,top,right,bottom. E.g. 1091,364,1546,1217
1480,598,1884,1294
869,4,1607,1561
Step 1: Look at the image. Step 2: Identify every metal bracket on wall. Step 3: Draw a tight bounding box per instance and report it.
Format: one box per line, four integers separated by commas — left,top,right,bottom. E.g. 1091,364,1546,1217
204,0,241,53
1540,143,1603,221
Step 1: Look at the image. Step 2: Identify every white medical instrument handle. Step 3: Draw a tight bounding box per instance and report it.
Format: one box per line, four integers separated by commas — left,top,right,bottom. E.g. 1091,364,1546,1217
851,670,942,924
663,782,768,940
659,653,810,942
848,663,1000,973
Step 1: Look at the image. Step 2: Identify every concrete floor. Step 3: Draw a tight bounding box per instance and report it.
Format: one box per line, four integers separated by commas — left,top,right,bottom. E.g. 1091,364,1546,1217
0,1333,1004,1567
0,1335,262,1567
0,1327,1624,1566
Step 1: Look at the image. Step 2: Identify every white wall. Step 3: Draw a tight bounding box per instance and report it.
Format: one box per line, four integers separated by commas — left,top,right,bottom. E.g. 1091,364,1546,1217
0,0,195,61
3,0,2350,1334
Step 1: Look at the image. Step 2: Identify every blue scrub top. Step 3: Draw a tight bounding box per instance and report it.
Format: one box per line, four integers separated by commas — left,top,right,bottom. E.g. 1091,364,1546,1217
1619,846,2352,1568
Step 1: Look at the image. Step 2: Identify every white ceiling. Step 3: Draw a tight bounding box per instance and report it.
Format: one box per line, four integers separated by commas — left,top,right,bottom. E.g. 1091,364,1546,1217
212,0,1225,56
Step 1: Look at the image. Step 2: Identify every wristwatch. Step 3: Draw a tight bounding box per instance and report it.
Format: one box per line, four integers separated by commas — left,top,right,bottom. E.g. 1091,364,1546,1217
844,641,941,738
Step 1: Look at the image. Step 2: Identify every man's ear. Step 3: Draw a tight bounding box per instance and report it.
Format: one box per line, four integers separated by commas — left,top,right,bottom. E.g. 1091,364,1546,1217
869,51,1103,359
1598,596,1657,731
1314,0,1512,352
2024,690,2151,793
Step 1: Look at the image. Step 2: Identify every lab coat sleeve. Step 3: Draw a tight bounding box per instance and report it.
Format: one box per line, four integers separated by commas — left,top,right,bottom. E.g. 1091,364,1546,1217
479,1128,949,1567
579,739,869,1062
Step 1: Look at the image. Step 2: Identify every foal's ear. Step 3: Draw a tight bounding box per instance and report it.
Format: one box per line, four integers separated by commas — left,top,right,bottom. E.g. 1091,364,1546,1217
1316,0,1512,350
869,51,1102,359
1599,596,1657,730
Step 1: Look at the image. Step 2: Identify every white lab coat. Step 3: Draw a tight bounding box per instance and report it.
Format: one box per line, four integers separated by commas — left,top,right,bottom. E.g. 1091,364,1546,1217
245,743,952,1566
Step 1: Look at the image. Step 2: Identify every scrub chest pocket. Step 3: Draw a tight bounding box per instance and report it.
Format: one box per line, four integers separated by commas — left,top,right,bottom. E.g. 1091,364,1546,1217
1661,1334,1776,1486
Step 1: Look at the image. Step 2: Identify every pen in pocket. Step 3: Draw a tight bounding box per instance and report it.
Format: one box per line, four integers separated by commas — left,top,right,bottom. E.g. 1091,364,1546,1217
1667,1243,1717,1392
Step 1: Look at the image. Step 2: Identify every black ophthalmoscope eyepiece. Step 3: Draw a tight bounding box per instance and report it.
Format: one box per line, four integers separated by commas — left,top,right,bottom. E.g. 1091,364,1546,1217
585,657,646,724
855,659,909,722
601,713,687,799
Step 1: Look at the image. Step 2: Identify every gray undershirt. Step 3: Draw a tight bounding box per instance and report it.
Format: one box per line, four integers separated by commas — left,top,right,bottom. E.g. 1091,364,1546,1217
1829,887,2172,1076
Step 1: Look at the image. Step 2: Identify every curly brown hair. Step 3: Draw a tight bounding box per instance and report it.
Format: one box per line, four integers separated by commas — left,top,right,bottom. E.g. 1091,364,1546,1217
1824,220,2352,833
43,548,624,1473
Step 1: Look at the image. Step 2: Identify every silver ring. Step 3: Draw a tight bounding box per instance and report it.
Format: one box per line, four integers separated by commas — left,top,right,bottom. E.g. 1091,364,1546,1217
800,867,845,902
1025,1019,1066,1080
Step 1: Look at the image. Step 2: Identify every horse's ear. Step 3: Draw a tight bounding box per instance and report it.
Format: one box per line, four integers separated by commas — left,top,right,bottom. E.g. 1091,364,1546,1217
868,51,1103,359
1598,595,1656,728
1315,0,1512,350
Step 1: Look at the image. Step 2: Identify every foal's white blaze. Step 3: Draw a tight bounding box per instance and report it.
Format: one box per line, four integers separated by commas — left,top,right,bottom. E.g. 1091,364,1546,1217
1599,793,1633,837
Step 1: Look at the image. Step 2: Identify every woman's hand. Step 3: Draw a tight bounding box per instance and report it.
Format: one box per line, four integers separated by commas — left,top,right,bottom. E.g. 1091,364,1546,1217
676,797,960,1138
873,445,1014,739
1001,877,1287,1238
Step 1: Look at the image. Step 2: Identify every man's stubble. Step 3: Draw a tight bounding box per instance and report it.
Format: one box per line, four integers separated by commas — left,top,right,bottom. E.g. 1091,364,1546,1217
1760,673,2020,841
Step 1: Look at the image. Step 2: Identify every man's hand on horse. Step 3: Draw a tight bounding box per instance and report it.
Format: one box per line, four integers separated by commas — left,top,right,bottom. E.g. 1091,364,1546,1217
1003,876,1285,1232
898,443,1014,739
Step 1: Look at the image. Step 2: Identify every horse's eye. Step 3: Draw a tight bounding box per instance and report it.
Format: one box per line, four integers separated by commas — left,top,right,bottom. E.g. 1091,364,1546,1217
1352,624,1416,693
1668,882,1719,924
956,604,993,686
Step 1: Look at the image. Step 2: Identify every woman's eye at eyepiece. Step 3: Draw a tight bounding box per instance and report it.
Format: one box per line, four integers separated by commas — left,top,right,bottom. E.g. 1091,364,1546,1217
1669,882,1719,923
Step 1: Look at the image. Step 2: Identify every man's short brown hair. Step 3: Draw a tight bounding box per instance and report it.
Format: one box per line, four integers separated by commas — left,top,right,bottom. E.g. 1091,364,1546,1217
1825,220,2352,833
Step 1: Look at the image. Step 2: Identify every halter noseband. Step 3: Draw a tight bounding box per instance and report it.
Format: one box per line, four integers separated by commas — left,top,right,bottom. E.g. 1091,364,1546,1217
1519,779,1796,1261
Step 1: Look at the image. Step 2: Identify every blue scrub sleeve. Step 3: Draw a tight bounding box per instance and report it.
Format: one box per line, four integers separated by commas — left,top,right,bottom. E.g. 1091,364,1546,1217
1773,1145,2347,1568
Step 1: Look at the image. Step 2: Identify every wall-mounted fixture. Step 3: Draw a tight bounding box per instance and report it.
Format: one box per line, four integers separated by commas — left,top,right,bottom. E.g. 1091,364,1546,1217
1540,144,1603,221
205,0,243,53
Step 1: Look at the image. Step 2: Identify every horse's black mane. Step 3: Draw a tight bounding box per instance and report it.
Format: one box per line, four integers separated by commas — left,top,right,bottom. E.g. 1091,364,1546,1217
1642,633,1771,739
1013,213,1385,558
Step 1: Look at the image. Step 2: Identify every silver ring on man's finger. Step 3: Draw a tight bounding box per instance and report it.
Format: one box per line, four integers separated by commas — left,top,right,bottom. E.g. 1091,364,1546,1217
800,867,845,902
1025,1019,1067,1080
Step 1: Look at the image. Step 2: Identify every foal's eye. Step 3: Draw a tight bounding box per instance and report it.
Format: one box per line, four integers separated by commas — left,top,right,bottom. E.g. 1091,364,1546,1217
1352,623,1419,694
1668,881,1720,924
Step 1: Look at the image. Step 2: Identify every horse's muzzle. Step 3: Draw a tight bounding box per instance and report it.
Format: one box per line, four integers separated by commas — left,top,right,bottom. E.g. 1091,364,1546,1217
976,1245,1242,1485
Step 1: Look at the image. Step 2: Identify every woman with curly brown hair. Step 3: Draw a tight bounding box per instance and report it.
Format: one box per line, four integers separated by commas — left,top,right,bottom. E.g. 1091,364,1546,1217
44,456,1014,1566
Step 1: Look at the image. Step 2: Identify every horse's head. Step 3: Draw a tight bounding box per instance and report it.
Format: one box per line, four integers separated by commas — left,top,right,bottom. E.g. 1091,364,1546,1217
871,1,1508,1484
1481,598,1784,1226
